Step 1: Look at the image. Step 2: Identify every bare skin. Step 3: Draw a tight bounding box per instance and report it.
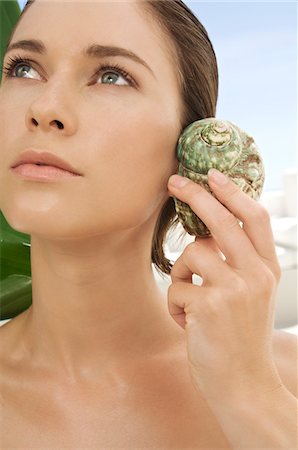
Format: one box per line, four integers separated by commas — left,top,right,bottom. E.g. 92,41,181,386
1,1,297,448
0,0,185,382
0,311,228,449
0,316,296,449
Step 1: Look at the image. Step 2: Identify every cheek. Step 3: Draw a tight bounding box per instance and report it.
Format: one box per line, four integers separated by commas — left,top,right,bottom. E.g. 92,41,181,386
77,107,179,231
0,92,19,167
89,107,179,201
0,97,22,212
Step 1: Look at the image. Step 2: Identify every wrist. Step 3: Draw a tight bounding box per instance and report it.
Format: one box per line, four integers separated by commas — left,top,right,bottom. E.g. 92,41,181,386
191,362,285,407
203,384,298,450
205,375,286,412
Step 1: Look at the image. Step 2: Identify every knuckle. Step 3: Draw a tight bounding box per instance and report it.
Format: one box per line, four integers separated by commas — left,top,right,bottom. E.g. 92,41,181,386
188,190,201,205
232,276,248,295
226,185,240,199
184,241,199,258
217,211,239,230
167,282,175,298
274,263,282,282
258,266,276,296
167,281,182,298
170,263,180,281
204,302,219,319
224,276,248,302
251,204,271,224
206,292,225,316
189,241,200,250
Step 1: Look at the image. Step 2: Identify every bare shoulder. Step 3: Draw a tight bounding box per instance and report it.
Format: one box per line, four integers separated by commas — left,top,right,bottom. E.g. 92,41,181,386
272,328,298,398
0,322,232,449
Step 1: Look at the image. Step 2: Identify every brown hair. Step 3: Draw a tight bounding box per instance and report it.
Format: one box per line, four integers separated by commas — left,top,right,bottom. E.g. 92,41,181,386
142,1,219,278
5,0,219,279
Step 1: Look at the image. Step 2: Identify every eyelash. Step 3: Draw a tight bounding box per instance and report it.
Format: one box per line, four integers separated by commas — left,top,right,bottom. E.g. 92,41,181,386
1,54,137,87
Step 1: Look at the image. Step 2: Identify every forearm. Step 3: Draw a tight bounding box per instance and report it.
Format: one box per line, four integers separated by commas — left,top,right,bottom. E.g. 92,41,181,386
206,385,298,449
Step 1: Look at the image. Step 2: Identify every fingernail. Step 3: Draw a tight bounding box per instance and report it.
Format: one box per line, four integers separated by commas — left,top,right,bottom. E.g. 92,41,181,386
208,168,229,185
169,175,190,188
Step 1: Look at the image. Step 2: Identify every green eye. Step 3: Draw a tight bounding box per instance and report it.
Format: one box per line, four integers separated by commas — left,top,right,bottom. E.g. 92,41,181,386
100,69,128,86
2,56,137,87
2,56,37,79
95,63,135,87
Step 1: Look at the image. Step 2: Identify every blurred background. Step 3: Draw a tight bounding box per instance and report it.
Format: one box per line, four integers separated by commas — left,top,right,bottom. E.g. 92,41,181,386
1,1,297,334
184,1,297,191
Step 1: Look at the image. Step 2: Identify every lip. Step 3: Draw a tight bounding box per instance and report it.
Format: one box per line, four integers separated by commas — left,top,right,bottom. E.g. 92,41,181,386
11,149,82,176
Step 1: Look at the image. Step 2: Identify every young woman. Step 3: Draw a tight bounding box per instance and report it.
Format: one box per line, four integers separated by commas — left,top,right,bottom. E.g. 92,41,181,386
0,0,297,448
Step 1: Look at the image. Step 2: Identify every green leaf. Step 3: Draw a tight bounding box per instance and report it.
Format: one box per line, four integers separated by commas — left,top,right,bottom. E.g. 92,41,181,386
0,275,32,320
0,211,32,320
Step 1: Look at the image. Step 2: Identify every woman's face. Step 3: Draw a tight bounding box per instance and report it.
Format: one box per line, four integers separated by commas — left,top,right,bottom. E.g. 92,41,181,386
0,0,183,239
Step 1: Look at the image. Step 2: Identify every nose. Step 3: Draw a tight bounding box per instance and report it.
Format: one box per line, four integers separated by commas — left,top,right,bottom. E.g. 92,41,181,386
30,117,64,130
25,83,78,135
31,117,64,130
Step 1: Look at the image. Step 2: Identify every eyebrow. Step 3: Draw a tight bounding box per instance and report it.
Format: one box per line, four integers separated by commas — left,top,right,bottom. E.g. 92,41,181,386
5,39,156,79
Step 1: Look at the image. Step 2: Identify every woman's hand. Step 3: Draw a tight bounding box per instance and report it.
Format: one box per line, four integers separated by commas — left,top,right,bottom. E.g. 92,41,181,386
167,168,284,404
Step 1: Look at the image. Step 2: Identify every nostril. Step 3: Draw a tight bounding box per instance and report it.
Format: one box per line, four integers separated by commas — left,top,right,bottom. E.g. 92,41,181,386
53,120,64,129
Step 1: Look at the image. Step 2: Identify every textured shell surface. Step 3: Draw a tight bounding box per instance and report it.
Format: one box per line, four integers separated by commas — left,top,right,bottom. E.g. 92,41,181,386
174,118,265,237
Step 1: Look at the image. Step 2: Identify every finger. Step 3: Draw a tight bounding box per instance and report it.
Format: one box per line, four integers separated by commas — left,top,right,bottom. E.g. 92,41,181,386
195,235,226,261
207,169,281,279
170,240,234,286
167,282,223,330
167,282,198,329
168,175,258,271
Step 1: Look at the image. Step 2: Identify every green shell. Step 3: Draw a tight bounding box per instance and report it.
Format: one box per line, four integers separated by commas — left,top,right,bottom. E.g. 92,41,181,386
174,118,265,237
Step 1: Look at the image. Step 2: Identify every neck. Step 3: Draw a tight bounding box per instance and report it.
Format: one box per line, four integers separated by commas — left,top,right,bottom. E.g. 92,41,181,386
17,229,182,383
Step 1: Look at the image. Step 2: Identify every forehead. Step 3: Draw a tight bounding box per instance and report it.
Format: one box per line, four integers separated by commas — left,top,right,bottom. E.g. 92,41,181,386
12,0,176,71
